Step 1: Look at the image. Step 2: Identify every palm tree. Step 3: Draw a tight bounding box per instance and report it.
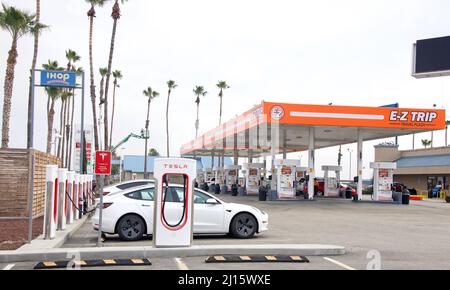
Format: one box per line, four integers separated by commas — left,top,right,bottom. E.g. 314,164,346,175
166,80,177,157
103,0,129,153
422,139,432,149
1,4,36,148
193,86,208,138
27,0,47,149
109,70,122,147
42,60,64,154
98,67,108,149
59,91,73,166
68,67,84,170
216,81,230,126
143,87,159,178
86,0,109,152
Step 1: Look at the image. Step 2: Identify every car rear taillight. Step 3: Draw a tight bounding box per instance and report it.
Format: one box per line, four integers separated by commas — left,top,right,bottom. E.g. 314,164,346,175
103,202,113,209
103,191,110,196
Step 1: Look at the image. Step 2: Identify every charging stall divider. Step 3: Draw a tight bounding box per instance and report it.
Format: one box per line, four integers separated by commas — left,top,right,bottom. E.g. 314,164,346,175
153,158,197,248
80,175,85,215
371,162,397,201
44,165,59,240
67,171,75,225
224,165,241,192
322,166,343,197
243,163,264,196
57,169,68,231
274,159,301,200
74,174,80,220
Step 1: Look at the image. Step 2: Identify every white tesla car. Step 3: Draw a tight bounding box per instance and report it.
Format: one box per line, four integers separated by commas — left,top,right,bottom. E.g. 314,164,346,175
92,185,269,240
102,179,154,196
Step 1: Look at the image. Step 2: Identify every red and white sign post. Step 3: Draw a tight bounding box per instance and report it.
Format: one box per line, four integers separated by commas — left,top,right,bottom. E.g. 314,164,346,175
95,151,112,247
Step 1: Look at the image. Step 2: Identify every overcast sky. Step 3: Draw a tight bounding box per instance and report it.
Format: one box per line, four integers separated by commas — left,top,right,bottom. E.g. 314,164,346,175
1,0,450,178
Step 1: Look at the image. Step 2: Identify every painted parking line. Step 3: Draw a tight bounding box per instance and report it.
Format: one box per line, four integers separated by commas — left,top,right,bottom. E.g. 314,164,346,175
2,264,15,270
323,257,356,270
175,258,189,270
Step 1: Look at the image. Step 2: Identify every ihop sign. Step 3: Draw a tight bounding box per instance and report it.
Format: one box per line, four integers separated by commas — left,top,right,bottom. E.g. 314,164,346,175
40,70,77,88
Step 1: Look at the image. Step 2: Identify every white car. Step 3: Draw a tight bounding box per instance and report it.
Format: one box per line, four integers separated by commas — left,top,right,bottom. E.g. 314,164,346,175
92,185,269,240
103,179,154,196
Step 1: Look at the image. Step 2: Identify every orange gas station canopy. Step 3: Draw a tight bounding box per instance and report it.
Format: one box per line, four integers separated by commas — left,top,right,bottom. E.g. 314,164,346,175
180,102,446,158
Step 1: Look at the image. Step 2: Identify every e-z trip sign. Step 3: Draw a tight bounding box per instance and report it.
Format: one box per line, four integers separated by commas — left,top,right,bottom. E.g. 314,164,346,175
41,71,77,88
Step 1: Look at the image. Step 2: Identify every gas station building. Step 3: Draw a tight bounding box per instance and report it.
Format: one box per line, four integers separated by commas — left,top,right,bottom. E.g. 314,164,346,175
181,102,446,201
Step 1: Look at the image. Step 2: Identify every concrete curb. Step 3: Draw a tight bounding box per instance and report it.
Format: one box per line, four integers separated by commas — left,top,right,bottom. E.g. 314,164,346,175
0,244,346,263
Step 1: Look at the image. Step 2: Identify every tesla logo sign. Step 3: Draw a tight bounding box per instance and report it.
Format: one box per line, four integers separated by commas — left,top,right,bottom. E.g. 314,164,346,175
163,164,188,170
95,151,112,175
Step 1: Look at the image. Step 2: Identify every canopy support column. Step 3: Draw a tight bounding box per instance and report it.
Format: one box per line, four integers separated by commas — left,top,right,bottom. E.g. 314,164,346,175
308,127,315,200
357,130,363,201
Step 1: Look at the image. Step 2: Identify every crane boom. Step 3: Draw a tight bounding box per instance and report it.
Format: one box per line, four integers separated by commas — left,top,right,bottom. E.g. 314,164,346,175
111,131,148,153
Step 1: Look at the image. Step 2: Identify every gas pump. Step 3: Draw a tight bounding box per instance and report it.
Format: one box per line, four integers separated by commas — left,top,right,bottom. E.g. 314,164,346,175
57,168,68,230
243,163,264,195
203,168,214,192
224,165,241,192
322,166,342,197
44,165,58,240
213,166,225,193
295,167,308,195
274,160,300,199
370,162,397,201
153,158,196,248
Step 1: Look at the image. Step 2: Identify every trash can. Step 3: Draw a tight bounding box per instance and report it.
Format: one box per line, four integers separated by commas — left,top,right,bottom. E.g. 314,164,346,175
214,184,221,195
345,188,353,199
402,193,410,205
259,186,268,201
231,184,238,196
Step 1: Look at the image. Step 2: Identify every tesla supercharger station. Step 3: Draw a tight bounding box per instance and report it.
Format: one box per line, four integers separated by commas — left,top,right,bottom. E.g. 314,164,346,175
74,174,80,220
274,160,300,199
371,162,397,201
243,163,264,195
295,167,308,194
67,171,75,225
79,175,85,215
57,168,68,230
153,158,197,248
224,165,241,192
322,166,342,197
44,165,59,240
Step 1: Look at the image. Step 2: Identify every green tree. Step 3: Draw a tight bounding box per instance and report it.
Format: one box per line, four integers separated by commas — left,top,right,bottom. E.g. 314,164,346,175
42,60,64,154
166,80,177,157
103,0,129,153
86,0,109,152
193,86,207,138
0,4,36,148
422,139,432,149
148,148,160,157
216,81,230,126
110,70,122,147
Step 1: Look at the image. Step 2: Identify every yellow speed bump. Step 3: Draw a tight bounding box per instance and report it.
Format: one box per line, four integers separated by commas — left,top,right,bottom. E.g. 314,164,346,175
205,255,310,263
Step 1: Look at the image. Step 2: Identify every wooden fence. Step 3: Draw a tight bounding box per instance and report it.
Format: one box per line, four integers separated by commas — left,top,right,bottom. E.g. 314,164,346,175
0,149,60,218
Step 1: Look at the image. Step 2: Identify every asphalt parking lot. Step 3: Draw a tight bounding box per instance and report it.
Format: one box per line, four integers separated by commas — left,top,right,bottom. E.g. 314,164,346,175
4,195,449,270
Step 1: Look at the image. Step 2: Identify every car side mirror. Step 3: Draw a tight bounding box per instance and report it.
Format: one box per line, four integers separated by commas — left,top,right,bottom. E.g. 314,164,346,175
206,198,218,205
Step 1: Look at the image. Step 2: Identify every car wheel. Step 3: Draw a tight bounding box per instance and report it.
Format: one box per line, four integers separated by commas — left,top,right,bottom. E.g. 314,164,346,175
117,214,145,241
230,213,257,239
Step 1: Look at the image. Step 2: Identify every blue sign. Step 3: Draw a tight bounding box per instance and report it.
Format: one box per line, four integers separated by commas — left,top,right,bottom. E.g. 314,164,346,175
40,70,77,88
